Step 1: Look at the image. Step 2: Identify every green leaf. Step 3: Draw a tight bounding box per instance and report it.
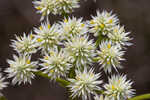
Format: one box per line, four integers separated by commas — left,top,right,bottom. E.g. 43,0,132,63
34,71,70,87
0,96,7,100
129,94,150,100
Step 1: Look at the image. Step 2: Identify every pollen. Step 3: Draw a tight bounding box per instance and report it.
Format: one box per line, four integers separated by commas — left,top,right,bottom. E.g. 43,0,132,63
100,23,105,29
36,6,42,10
108,19,113,24
27,59,31,64
50,69,54,73
39,26,43,30
112,85,115,90
64,19,68,23
48,24,51,29
44,56,49,60
107,43,111,49
90,20,95,24
81,23,85,27
37,38,42,42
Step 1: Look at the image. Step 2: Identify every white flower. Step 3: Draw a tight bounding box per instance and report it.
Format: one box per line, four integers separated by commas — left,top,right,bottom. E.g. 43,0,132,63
0,74,8,97
68,68,102,100
33,0,80,20
96,41,124,73
65,36,96,68
34,20,61,53
5,55,38,85
89,11,118,36
11,33,37,55
60,17,88,39
104,75,135,100
108,25,132,46
40,47,72,80
94,95,109,100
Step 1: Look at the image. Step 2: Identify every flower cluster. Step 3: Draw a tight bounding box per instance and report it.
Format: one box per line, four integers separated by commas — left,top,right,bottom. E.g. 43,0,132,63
96,41,125,73
60,17,88,39
65,36,95,68
4,0,136,100
68,68,102,100
5,55,38,84
104,75,135,100
34,20,61,53
11,33,37,55
40,48,72,80
33,0,80,20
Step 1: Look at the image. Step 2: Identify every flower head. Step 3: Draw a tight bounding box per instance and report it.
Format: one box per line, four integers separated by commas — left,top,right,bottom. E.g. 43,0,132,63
65,36,96,68
34,20,61,53
0,74,8,97
96,41,124,73
33,0,80,20
40,47,71,80
108,25,132,46
5,55,38,84
89,11,118,36
104,75,135,100
60,17,88,39
94,95,109,100
68,68,102,100
11,33,37,55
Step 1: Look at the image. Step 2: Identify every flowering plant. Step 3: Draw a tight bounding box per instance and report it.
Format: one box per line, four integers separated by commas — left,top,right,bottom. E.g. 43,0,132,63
0,0,150,100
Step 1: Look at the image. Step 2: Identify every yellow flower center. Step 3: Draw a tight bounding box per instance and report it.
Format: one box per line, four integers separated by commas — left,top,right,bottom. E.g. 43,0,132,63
100,23,105,29
37,38,42,42
48,24,51,29
90,20,95,24
36,6,42,10
107,43,111,49
108,19,113,24
64,19,68,23
39,26,43,30
27,59,31,64
81,23,85,27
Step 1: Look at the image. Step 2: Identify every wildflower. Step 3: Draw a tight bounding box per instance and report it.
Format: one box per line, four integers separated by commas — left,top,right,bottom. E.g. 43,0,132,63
94,95,109,100
5,55,38,85
0,74,8,97
96,41,124,73
65,36,95,68
40,47,71,80
34,20,61,53
11,33,37,55
108,25,132,46
89,11,118,37
60,17,88,39
68,68,102,100
33,0,80,20
104,75,135,100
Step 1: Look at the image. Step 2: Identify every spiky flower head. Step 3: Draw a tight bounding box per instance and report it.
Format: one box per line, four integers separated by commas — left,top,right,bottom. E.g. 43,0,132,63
108,25,132,47
96,41,124,73
11,33,37,55
0,74,8,97
40,47,72,80
68,68,102,100
94,95,109,100
65,36,95,68
104,75,135,100
89,11,118,36
33,0,80,20
60,17,88,39
5,55,38,85
34,20,61,53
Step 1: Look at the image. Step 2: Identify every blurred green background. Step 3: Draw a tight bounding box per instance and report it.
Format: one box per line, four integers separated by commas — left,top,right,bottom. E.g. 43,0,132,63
0,0,150,100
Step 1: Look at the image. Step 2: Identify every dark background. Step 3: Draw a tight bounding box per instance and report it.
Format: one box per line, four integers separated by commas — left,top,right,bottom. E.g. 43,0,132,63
0,0,150,100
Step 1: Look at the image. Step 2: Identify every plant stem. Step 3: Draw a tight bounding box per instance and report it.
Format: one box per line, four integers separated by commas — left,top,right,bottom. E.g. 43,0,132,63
34,71,70,87
0,96,7,100
129,93,150,100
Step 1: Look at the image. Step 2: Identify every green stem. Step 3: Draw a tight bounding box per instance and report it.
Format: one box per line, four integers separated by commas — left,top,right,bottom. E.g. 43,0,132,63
129,94,150,100
0,96,7,100
34,71,70,87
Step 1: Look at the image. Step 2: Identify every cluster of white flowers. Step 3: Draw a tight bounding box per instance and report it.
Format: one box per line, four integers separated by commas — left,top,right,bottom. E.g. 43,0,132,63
3,0,136,100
